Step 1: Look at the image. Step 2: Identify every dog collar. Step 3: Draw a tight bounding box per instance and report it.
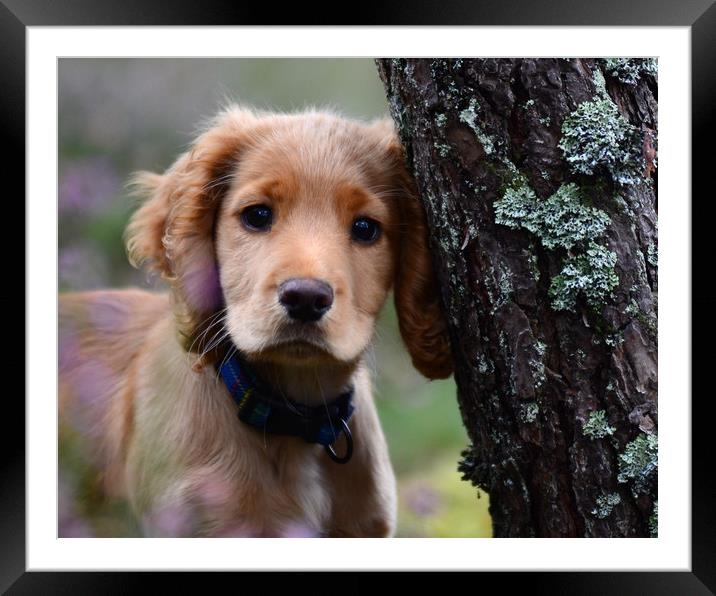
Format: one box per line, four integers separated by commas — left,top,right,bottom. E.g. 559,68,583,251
216,350,355,464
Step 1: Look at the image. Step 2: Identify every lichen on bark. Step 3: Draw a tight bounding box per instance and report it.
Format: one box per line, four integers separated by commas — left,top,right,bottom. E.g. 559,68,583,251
377,58,657,537
559,98,646,185
601,58,658,85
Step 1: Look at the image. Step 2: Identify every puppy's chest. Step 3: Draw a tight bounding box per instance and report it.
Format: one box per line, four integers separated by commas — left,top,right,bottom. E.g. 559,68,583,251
195,440,334,537
131,363,340,537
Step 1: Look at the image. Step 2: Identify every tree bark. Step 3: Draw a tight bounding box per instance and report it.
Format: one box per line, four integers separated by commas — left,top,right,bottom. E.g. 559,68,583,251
377,58,658,537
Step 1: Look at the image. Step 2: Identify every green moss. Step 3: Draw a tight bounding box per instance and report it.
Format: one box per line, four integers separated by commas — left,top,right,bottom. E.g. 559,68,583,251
477,353,494,375
625,299,640,317
530,342,546,389
612,193,634,217
559,98,644,186
494,181,619,313
582,410,616,439
647,242,658,267
530,360,546,388
495,183,610,250
624,298,658,337
602,58,658,85
494,184,537,228
528,252,540,281
617,432,658,495
604,330,624,347
638,310,658,338
549,242,619,311
649,501,658,537
458,443,487,490
592,66,608,96
388,96,412,140
591,492,621,519
459,97,481,117
498,330,509,353
519,402,539,423
496,269,514,309
499,158,529,188
459,98,494,155
434,142,451,157
538,184,611,249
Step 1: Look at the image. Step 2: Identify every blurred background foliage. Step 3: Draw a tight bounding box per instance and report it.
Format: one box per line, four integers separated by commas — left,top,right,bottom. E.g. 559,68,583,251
59,58,492,537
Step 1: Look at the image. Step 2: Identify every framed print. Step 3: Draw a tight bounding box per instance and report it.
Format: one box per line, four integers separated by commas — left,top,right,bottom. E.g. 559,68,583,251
7,0,715,591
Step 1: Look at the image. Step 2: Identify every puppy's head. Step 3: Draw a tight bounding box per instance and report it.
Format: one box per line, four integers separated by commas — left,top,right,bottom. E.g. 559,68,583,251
126,106,452,379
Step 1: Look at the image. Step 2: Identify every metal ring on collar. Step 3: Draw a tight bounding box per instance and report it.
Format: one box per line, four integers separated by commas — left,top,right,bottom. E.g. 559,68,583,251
324,418,353,464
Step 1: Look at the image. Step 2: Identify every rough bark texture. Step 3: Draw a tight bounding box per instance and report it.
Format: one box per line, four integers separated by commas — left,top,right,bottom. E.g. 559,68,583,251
377,58,658,537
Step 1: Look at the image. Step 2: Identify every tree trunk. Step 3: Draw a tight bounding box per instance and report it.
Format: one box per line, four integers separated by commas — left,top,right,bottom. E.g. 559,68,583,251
376,58,658,537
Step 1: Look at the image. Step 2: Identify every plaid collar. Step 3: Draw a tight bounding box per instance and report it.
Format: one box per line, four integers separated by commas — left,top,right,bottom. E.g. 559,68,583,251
216,349,355,464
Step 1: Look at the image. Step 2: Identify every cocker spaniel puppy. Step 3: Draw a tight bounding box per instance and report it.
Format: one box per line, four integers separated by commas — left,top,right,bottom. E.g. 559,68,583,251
59,106,453,537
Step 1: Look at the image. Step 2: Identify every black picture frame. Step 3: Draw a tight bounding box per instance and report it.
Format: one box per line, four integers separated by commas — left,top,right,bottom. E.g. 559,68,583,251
7,0,714,592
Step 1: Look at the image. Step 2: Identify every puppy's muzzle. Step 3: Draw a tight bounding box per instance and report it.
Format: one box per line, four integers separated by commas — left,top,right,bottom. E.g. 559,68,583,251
278,278,334,323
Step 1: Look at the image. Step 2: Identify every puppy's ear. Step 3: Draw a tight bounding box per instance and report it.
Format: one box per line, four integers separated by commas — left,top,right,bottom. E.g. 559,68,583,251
372,119,454,380
125,171,172,276
125,106,257,356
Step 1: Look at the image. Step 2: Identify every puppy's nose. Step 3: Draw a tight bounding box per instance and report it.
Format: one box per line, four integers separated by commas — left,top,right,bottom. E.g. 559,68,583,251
278,278,334,322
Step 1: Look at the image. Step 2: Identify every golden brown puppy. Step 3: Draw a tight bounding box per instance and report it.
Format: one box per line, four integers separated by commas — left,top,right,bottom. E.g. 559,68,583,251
59,106,453,537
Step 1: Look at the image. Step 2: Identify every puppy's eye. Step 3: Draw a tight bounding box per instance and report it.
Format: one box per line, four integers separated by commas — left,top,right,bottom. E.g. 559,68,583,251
351,217,381,244
241,205,273,231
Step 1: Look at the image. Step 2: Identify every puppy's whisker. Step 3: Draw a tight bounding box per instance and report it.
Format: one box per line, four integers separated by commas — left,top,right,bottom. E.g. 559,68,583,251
188,308,228,354
215,344,238,382
194,316,230,361
202,323,229,354
197,338,228,366
194,308,227,337
201,313,228,342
